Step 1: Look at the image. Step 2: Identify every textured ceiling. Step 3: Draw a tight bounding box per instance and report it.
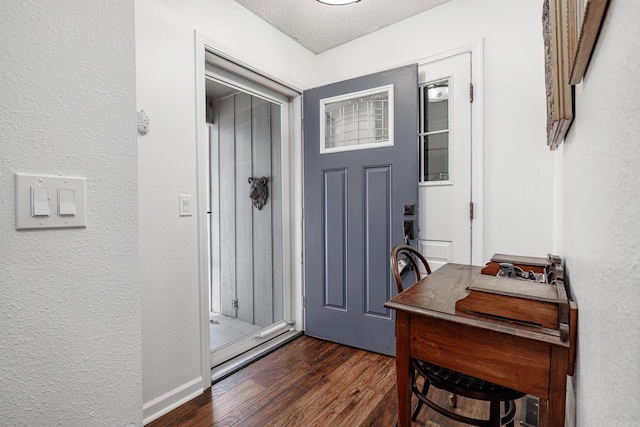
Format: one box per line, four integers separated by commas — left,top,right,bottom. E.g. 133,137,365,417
234,0,452,54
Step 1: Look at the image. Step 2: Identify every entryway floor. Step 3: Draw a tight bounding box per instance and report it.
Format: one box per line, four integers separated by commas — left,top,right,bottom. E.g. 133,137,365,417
209,312,262,351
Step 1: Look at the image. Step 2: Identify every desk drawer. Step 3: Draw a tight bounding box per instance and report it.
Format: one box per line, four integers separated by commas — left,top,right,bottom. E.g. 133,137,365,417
409,315,551,398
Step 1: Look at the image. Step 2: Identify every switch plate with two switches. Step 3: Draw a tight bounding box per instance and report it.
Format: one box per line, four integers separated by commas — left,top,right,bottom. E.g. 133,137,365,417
15,173,86,230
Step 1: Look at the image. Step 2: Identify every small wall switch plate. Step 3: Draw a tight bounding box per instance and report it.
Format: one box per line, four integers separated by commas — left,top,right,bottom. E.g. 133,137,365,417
179,195,192,216
15,173,86,230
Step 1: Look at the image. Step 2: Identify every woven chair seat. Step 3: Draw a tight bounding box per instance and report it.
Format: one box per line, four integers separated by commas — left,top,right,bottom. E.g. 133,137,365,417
414,359,526,402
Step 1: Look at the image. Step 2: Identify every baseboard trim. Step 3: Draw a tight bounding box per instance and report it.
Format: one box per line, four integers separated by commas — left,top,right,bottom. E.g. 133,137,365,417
142,377,204,425
211,330,303,383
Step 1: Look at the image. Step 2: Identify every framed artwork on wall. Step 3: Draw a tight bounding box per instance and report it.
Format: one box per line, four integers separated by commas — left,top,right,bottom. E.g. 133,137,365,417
569,0,611,84
543,0,574,150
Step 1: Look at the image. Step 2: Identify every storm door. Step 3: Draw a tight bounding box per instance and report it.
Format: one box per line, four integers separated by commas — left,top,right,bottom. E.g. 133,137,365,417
206,74,289,369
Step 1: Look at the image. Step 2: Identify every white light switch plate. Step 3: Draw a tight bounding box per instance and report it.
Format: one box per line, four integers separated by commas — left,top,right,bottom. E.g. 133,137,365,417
179,195,192,216
15,173,86,230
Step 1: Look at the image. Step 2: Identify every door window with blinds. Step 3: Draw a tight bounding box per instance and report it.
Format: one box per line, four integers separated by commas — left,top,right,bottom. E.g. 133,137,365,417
419,79,450,183
320,85,394,154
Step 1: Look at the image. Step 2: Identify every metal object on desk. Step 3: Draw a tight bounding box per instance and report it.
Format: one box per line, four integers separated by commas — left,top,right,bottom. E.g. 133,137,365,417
457,254,573,341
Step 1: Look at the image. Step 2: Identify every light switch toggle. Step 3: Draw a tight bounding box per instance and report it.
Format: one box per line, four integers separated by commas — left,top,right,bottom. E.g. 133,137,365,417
31,187,50,216
58,188,76,216
179,195,192,217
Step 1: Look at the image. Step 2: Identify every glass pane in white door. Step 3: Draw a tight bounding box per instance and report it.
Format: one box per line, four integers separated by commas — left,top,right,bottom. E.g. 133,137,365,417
420,79,450,183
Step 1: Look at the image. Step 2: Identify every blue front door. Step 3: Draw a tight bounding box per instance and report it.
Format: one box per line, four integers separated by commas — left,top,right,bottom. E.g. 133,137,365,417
303,64,419,355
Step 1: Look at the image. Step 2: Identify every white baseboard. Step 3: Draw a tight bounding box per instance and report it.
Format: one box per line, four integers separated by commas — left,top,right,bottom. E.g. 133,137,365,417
142,377,205,425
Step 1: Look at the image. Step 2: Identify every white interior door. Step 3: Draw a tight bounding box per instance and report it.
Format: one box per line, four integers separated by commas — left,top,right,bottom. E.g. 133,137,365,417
418,53,473,270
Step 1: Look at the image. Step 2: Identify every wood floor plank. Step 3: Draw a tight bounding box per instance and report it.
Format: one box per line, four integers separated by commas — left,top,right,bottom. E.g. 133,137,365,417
148,335,523,427
262,350,373,426
209,379,267,425
216,383,306,426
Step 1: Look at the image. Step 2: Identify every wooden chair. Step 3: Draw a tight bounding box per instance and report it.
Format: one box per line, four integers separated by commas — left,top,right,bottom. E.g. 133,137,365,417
390,245,526,426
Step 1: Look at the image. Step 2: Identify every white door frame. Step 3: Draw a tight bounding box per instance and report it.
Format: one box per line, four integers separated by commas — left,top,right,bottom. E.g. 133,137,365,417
417,40,485,266
194,32,304,385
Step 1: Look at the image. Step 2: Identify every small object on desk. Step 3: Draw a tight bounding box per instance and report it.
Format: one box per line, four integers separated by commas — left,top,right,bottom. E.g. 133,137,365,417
497,262,545,282
481,253,548,276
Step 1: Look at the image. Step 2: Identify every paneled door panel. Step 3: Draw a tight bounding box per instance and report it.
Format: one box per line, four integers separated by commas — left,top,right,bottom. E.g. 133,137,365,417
322,168,347,311
304,65,418,356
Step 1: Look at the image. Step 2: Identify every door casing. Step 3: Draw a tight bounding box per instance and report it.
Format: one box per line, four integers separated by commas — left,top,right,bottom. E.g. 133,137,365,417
194,34,484,386
195,34,304,385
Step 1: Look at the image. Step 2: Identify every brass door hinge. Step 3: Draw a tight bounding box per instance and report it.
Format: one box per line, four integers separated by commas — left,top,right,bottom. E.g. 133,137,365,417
469,83,474,103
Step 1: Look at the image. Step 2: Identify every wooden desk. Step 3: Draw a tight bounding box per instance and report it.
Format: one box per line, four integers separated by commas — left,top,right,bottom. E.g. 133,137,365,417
384,263,573,427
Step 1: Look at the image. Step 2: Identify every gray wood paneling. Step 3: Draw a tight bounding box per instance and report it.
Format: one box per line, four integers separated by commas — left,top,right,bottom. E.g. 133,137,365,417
218,96,237,318
209,124,221,312
271,104,284,323
235,93,254,324
322,168,348,310
211,92,284,328
252,97,274,327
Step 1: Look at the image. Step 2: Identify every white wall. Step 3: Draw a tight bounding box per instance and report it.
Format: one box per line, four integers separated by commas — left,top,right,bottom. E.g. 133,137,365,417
135,0,313,422
137,0,559,421
0,2,141,426
555,1,640,425
315,0,554,261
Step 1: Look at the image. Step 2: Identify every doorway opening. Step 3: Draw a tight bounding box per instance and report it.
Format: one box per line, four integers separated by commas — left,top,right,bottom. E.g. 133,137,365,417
204,57,300,380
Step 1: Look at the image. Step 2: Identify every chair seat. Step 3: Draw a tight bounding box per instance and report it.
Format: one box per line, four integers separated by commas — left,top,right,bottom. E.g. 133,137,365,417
414,359,526,402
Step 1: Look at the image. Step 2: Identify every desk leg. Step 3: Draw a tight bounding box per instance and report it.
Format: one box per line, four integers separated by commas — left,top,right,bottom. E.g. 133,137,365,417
545,346,569,427
538,399,549,427
396,311,412,427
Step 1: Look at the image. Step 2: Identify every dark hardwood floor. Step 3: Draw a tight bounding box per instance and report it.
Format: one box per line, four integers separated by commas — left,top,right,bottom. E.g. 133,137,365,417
148,335,522,426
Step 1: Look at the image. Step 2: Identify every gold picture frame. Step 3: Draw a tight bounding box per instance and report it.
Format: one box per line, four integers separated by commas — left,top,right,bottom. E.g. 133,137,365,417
543,0,574,150
569,0,611,84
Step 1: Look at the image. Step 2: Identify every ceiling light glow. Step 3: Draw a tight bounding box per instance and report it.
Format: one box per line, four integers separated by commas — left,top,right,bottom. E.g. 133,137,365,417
317,0,361,5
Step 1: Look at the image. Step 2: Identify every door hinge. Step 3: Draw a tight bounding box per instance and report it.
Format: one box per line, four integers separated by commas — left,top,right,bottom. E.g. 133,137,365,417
469,202,474,220
232,298,238,309
469,83,474,103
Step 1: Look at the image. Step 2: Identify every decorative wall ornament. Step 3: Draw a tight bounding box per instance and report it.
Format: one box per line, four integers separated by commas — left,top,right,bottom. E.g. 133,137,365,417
137,110,149,135
248,177,268,210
